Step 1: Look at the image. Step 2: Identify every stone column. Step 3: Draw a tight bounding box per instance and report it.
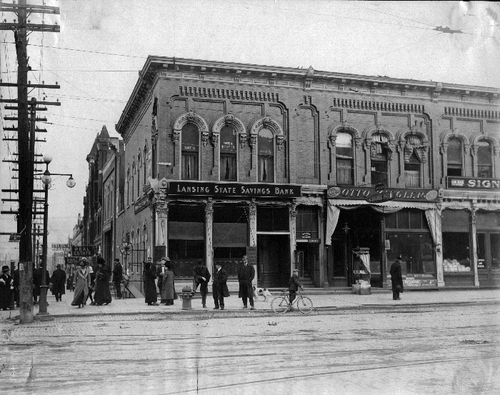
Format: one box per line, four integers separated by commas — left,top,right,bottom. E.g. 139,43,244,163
205,199,214,275
289,202,297,275
471,205,479,287
248,200,258,284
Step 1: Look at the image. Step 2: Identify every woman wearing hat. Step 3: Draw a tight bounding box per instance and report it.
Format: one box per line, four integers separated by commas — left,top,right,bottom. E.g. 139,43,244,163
94,258,112,305
71,259,90,308
0,265,13,310
161,258,175,306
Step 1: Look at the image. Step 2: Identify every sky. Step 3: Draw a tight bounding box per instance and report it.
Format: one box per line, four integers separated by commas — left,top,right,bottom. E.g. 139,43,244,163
1,0,499,263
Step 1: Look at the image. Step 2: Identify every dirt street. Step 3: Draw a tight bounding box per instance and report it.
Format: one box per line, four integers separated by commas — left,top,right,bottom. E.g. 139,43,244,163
1,303,499,394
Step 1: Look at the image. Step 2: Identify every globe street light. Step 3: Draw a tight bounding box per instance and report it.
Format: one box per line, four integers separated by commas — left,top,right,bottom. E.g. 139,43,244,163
38,154,76,316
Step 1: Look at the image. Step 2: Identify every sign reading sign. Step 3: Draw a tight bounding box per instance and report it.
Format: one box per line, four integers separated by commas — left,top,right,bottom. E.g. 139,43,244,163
447,176,500,190
169,181,302,198
71,245,95,257
327,186,439,202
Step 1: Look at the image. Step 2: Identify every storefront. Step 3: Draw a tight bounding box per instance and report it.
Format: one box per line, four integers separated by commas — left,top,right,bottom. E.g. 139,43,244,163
443,176,500,288
326,186,442,288
155,181,321,289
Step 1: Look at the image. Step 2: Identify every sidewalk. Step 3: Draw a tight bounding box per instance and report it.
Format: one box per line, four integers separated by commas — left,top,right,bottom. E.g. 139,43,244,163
1,287,499,320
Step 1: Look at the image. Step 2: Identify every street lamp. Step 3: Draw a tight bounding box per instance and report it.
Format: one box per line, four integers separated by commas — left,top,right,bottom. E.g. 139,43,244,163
38,154,76,316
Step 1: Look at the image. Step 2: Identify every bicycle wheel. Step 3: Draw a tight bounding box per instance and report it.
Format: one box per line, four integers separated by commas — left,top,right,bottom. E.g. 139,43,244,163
271,296,290,314
297,296,313,314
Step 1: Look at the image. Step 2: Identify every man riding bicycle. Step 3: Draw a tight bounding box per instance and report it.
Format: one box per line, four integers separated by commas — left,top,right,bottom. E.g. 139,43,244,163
289,268,303,306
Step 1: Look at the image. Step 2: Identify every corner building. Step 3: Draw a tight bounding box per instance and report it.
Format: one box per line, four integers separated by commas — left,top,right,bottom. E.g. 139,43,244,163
116,57,500,290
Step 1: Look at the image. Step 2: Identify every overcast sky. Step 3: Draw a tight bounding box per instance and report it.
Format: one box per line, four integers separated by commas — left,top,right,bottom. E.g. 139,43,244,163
1,0,499,262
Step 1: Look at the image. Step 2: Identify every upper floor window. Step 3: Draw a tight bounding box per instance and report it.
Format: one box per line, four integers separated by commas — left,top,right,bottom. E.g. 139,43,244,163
371,133,389,185
220,126,237,181
182,123,199,180
258,128,274,182
336,132,354,185
143,146,148,182
404,135,423,188
477,140,492,178
447,138,462,176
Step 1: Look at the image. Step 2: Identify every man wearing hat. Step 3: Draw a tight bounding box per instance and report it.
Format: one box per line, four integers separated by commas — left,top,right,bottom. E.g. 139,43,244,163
390,256,404,300
0,265,14,310
51,264,67,302
212,262,229,310
112,258,123,299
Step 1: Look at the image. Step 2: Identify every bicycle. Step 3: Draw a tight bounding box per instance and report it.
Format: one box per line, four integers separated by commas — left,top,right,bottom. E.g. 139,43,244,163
271,288,313,314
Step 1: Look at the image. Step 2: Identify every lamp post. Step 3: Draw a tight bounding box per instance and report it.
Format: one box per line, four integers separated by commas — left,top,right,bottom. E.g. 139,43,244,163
38,154,76,315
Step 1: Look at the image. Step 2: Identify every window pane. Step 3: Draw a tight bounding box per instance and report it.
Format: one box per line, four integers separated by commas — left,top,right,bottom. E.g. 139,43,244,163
258,156,274,182
409,210,422,229
387,233,435,275
447,138,462,164
371,160,387,185
336,132,352,158
258,128,274,182
220,154,237,180
182,152,198,179
398,210,409,229
257,207,289,231
443,232,471,271
386,213,396,229
220,126,236,153
182,123,199,151
477,141,492,178
337,158,353,185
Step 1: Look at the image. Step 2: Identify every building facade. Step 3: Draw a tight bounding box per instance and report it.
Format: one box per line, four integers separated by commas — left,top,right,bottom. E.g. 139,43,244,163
108,56,500,290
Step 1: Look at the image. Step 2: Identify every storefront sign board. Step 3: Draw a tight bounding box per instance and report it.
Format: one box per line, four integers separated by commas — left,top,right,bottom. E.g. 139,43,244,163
327,186,439,202
447,176,500,190
169,181,302,198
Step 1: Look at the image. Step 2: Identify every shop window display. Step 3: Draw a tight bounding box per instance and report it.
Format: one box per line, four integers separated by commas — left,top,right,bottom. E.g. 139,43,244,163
443,232,471,272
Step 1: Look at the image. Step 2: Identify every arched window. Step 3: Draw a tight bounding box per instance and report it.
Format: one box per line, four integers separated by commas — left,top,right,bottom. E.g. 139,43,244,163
447,138,462,176
258,128,274,182
477,140,492,178
371,133,389,185
404,135,423,187
126,168,130,206
131,162,136,201
336,132,354,185
220,125,237,181
137,153,142,197
182,123,199,180
143,146,148,182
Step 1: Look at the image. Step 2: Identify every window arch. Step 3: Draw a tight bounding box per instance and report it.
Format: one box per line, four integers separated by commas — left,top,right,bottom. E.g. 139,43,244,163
477,140,492,178
336,131,354,185
181,123,199,180
447,137,463,176
220,125,237,180
258,128,274,182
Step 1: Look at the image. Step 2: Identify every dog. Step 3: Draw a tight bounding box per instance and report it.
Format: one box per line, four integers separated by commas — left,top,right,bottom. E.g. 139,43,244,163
253,285,273,302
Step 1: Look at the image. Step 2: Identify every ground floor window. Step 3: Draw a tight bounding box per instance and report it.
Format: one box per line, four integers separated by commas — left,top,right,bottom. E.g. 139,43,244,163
443,232,471,272
168,240,204,276
387,233,434,275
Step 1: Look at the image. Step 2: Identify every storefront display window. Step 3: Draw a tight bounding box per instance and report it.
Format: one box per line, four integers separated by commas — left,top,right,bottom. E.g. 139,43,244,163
387,233,434,275
443,233,471,272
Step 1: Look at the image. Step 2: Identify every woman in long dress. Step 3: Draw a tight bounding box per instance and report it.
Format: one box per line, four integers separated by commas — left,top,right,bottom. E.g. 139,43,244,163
161,261,175,306
94,258,112,305
71,260,89,308
144,260,158,306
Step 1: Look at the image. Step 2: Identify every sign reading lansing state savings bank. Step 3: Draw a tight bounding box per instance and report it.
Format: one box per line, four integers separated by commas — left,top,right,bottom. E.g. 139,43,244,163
447,176,500,190
169,181,301,198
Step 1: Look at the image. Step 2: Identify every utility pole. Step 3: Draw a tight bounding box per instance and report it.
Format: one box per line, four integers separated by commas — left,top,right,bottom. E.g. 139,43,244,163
0,0,60,323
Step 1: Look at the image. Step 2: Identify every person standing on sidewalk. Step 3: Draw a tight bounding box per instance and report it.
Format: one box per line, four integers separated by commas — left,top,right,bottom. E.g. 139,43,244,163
193,260,211,308
112,258,123,299
144,258,158,306
238,255,255,310
94,258,112,306
71,260,90,308
390,256,404,300
161,259,175,306
212,262,229,310
0,266,14,310
85,259,96,305
50,264,67,302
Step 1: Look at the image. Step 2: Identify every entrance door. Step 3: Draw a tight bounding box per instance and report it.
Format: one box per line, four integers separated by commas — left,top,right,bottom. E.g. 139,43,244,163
331,235,350,287
477,232,500,286
257,235,290,288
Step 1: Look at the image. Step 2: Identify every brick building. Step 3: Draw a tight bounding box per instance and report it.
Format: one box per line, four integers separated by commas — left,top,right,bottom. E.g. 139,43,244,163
111,56,499,290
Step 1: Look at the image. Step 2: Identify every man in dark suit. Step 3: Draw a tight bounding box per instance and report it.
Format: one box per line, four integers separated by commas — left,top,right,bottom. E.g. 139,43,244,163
193,260,211,308
238,255,255,310
112,258,123,299
212,262,229,310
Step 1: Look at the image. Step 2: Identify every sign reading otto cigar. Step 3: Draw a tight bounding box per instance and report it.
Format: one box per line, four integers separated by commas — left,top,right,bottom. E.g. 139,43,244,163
327,186,439,202
169,181,302,198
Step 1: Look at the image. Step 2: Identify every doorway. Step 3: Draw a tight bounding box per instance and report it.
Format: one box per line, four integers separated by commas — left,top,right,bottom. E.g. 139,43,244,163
257,234,290,288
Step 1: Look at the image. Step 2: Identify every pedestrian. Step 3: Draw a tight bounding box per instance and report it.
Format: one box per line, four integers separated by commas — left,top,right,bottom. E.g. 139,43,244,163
238,255,255,310
33,264,41,304
71,260,90,308
212,262,229,310
50,264,67,302
289,268,303,307
144,258,158,306
13,264,20,308
94,258,112,305
86,259,96,305
156,260,163,296
0,265,14,310
66,271,74,291
193,260,211,308
112,258,123,299
390,256,404,300
161,258,175,306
